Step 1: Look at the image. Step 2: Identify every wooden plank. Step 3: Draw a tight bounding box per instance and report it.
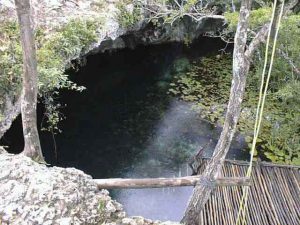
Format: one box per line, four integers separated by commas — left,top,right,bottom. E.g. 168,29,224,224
94,176,251,189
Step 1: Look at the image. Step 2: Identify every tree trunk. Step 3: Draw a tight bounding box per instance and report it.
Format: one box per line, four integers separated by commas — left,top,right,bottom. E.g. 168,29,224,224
182,0,252,224
14,0,44,162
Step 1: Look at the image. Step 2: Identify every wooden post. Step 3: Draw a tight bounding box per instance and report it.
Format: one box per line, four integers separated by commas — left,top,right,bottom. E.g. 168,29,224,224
94,176,251,189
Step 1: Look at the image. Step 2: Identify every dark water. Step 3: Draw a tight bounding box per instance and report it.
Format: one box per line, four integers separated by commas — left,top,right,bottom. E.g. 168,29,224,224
1,38,248,221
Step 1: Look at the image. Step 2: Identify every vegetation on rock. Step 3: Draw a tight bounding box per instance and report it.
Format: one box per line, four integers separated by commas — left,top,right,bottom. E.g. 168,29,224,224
0,18,103,132
116,0,142,29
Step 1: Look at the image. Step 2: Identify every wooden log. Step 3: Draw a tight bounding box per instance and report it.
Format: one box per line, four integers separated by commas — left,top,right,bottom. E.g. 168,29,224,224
94,176,251,189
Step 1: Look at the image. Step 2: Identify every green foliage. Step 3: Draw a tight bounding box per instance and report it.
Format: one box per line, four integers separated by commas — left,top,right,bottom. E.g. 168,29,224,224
37,19,100,93
225,7,272,31
168,55,232,123
224,11,239,31
249,7,272,28
165,10,300,165
0,18,103,131
183,0,198,11
0,21,23,101
38,19,103,131
254,14,300,164
40,92,65,133
221,11,300,165
116,0,142,28
168,53,300,165
271,15,300,90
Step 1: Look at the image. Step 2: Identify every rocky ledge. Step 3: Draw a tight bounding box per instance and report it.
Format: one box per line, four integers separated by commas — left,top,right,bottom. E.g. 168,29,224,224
0,148,180,225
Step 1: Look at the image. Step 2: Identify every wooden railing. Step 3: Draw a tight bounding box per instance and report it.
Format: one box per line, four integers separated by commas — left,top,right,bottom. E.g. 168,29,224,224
94,176,251,189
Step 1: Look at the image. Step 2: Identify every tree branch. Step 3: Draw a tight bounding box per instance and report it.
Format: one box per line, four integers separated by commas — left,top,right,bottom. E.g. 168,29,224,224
144,1,225,25
245,22,270,59
277,48,300,76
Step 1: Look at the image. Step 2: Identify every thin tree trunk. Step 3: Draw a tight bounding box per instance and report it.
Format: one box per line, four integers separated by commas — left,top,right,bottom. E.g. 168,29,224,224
182,0,252,224
277,48,300,77
15,0,44,162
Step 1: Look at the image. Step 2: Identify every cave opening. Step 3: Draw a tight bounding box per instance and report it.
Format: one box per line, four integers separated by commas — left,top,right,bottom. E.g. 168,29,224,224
1,37,247,221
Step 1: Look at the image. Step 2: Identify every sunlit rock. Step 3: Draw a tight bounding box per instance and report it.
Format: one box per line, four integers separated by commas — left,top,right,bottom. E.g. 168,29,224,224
0,150,124,224
0,149,183,224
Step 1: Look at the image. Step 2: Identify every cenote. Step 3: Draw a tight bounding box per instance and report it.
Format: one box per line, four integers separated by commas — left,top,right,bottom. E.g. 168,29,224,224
1,37,249,221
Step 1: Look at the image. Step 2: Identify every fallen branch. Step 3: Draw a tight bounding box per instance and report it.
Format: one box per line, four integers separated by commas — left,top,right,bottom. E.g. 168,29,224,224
94,176,250,189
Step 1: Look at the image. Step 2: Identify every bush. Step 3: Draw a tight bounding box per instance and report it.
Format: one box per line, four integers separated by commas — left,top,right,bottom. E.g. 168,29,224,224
0,18,103,130
116,0,142,29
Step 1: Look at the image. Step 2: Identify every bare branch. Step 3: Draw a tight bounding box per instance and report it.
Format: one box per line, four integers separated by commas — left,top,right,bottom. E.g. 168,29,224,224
245,22,269,59
143,0,224,25
278,48,300,76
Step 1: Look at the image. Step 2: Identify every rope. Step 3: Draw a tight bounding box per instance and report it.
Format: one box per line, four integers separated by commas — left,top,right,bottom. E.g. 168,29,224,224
235,0,285,224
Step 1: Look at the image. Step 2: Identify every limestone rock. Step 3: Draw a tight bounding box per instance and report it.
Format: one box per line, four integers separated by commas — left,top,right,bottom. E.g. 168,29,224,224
0,150,182,225
0,151,123,224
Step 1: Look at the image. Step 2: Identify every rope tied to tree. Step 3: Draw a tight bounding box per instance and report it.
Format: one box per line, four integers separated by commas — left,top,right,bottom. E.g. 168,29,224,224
235,0,285,224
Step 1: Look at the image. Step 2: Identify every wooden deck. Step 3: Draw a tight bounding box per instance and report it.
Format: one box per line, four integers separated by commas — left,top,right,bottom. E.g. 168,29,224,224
197,159,300,225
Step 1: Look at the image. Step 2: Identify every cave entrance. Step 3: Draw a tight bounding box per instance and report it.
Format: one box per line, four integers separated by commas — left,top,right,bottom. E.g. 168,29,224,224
1,37,247,221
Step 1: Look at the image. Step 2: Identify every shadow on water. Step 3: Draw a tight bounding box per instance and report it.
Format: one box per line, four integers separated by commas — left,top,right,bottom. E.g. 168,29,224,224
1,37,248,221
